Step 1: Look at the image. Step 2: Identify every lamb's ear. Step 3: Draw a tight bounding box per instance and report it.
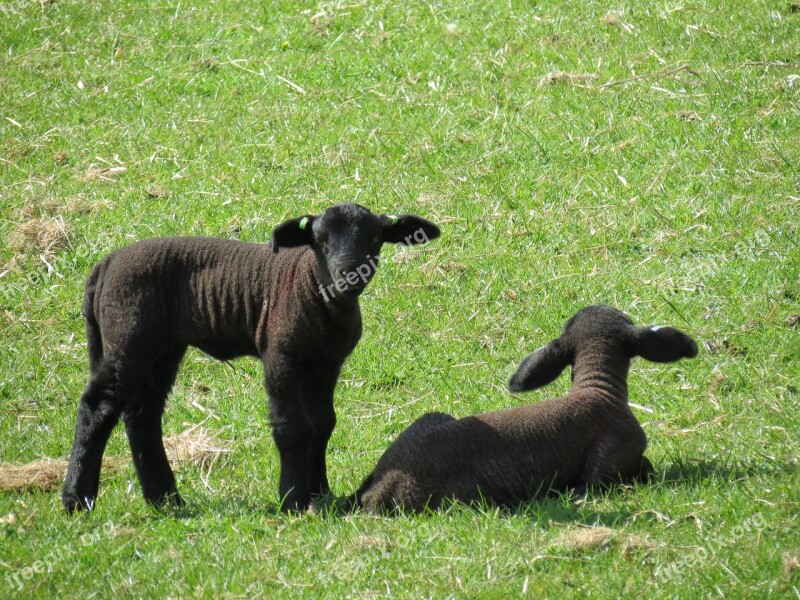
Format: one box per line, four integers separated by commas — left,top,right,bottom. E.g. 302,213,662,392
381,214,441,245
627,325,699,363
507,337,572,393
270,215,316,253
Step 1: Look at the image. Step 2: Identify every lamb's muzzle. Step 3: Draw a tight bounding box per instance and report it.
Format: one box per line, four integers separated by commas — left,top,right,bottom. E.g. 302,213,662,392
62,203,440,514
354,304,698,514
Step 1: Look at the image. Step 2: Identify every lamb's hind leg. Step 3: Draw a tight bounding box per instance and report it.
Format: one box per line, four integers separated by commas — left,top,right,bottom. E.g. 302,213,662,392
632,455,653,484
579,437,649,493
123,346,187,507
353,412,455,511
63,362,125,512
63,309,118,512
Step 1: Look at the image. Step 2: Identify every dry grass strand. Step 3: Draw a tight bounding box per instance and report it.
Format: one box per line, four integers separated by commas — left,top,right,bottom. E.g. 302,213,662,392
0,428,229,493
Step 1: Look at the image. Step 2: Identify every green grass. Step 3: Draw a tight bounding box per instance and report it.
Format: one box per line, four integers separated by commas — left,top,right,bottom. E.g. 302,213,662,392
1,0,798,597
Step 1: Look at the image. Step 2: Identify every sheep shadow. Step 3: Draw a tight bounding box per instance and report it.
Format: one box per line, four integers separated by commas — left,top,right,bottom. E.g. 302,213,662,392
137,494,282,520
336,483,653,527
653,455,798,488
335,456,797,525
141,490,354,520
135,456,797,522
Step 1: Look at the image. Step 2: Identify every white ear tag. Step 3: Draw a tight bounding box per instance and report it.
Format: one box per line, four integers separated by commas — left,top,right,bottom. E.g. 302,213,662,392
650,326,663,332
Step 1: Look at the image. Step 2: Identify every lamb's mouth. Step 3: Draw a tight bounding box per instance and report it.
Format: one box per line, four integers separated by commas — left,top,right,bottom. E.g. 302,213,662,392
323,279,368,298
342,282,368,296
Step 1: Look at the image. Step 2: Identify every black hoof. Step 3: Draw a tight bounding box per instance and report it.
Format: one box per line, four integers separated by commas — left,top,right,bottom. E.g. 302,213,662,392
279,494,311,514
145,489,185,509
62,492,95,513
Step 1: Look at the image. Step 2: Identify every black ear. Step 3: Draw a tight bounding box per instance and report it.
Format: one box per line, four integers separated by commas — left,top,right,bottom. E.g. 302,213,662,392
627,326,699,363
381,214,440,245
508,337,572,393
270,215,316,253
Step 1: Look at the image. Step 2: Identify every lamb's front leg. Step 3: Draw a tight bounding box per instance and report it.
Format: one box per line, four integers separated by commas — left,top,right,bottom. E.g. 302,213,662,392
264,355,315,513
304,366,341,498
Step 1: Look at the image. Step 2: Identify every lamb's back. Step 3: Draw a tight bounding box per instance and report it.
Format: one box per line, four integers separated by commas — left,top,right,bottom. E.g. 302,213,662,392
91,237,307,359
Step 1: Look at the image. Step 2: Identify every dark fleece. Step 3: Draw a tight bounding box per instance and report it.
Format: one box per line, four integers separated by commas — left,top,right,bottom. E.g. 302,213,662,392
356,306,697,513
86,237,361,369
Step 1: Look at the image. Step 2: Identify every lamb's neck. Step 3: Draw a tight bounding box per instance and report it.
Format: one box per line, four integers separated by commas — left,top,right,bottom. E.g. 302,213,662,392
569,340,630,403
300,252,360,318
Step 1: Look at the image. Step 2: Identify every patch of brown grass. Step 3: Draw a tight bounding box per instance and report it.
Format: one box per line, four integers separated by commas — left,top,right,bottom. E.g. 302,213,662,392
538,71,597,89
0,428,229,493
0,457,79,492
558,526,616,551
1,254,26,274
145,184,167,198
83,164,127,183
602,10,634,33
355,535,390,550
556,526,658,555
42,195,110,215
8,216,71,254
784,551,800,578
310,10,332,35
162,427,229,469
675,110,701,121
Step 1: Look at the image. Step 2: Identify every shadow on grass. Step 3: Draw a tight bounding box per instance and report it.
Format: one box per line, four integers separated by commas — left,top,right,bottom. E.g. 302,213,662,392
139,494,282,520
144,491,352,520
334,455,799,525
335,487,645,527
118,455,798,522
655,454,798,487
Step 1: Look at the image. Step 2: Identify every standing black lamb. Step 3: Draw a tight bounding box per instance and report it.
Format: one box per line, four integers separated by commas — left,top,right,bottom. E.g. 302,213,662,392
62,203,440,513
354,305,698,513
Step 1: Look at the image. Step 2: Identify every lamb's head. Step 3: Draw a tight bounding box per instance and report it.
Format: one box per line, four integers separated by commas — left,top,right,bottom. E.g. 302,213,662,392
507,305,698,393
270,203,440,298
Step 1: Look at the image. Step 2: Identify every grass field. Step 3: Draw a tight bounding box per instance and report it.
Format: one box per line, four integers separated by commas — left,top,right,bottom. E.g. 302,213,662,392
1,0,798,597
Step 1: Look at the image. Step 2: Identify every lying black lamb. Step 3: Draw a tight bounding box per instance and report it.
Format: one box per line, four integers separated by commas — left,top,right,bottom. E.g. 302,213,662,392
354,305,698,513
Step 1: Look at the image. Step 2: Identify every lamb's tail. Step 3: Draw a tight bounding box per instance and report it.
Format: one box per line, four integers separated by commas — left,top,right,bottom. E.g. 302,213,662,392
82,260,107,373
343,472,374,512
